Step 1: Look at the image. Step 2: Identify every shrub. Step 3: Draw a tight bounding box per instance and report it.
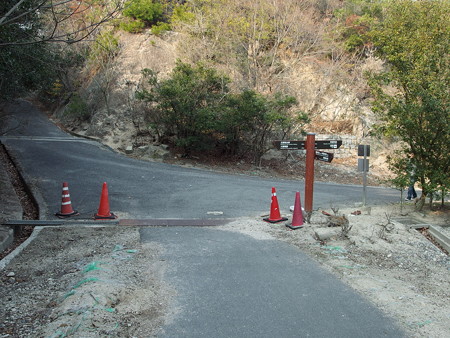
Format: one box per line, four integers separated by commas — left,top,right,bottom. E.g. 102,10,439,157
65,94,90,121
151,22,171,35
136,62,230,154
136,61,309,162
89,32,119,64
119,18,146,33
170,4,196,25
121,0,164,33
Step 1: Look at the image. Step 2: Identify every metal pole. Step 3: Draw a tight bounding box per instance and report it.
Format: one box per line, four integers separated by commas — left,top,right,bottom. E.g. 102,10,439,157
304,133,315,213
363,146,367,206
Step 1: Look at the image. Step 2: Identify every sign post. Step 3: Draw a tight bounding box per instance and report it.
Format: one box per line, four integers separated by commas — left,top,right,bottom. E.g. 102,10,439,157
273,137,342,217
357,145,370,206
304,133,315,213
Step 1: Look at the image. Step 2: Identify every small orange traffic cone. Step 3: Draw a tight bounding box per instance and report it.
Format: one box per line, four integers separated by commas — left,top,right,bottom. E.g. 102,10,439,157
55,182,79,218
263,187,288,223
94,182,117,219
286,191,303,229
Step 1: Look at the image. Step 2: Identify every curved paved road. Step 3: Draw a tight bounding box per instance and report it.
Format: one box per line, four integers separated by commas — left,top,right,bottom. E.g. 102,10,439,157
1,100,407,337
1,100,399,220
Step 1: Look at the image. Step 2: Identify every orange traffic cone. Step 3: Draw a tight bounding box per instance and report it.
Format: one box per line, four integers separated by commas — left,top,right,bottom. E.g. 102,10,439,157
94,182,117,219
286,191,303,229
55,182,79,218
263,187,288,223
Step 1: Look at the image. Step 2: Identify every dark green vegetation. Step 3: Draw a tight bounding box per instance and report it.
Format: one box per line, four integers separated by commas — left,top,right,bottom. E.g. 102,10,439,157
120,0,165,33
0,0,56,99
1,0,448,205
137,61,309,163
368,0,450,207
0,0,122,100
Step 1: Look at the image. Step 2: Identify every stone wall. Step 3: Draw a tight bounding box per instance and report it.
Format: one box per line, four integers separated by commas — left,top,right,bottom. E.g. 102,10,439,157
313,134,359,158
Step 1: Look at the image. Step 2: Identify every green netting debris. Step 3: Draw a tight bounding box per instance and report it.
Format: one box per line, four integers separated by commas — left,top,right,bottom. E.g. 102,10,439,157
50,330,66,338
72,277,100,289
83,261,106,274
113,244,124,252
339,264,366,269
61,290,76,300
113,244,138,254
51,312,88,337
103,322,120,335
112,244,138,260
409,320,432,328
322,245,347,253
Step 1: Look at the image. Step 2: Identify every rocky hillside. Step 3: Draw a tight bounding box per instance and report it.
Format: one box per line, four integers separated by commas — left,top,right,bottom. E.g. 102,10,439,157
51,3,394,180
63,35,381,136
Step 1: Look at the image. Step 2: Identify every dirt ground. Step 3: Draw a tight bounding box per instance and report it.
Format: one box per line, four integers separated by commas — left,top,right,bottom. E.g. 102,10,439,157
1,203,449,337
0,226,172,337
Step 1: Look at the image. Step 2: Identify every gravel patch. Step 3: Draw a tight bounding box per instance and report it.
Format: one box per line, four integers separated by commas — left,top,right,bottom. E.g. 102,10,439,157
0,226,173,337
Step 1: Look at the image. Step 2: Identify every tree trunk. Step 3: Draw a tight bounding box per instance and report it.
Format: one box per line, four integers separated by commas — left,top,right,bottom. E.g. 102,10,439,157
415,193,426,211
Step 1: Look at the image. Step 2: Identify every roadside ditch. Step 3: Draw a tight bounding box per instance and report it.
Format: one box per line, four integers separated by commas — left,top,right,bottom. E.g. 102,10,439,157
0,143,39,260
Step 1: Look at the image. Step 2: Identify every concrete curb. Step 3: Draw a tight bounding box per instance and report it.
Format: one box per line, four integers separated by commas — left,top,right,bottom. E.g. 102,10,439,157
428,225,450,253
393,218,450,253
0,227,43,271
0,226,14,253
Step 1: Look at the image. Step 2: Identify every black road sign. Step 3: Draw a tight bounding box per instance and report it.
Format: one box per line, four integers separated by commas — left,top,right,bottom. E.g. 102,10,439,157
273,140,306,150
315,140,343,149
315,151,334,163
274,140,342,150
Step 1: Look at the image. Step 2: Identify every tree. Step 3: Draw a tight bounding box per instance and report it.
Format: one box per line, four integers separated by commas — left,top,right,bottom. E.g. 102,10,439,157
0,0,122,100
88,31,120,114
0,0,122,46
120,0,165,33
334,0,383,55
369,0,450,208
136,61,309,163
170,0,327,92
223,90,309,164
136,61,230,155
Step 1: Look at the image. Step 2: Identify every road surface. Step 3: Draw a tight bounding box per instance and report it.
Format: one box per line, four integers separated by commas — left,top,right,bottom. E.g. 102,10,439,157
0,100,399,220
0,100,406,337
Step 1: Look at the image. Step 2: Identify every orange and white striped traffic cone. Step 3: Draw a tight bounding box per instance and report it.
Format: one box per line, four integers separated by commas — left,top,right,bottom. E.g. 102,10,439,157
55,182,79,218
263,187,288,223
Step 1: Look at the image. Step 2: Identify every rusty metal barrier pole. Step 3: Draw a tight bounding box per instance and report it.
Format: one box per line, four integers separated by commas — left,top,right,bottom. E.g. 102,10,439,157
304,133,315,213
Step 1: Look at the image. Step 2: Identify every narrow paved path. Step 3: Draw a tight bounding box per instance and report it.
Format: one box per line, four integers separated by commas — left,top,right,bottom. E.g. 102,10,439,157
142,227,406,337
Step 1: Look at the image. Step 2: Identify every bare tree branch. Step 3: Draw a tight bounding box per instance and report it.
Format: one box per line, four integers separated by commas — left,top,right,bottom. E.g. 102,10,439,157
0,0,123,46
0,0,30,25
0,1,49,26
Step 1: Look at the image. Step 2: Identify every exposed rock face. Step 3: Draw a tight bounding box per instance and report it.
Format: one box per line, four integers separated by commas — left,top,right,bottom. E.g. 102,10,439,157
64,32,181,151
59,29,392,174
114,31,180,86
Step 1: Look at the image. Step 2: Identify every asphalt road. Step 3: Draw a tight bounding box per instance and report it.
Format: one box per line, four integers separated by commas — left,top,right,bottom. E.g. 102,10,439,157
0,100,399,220
143,227,405,337
0,100,407,337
